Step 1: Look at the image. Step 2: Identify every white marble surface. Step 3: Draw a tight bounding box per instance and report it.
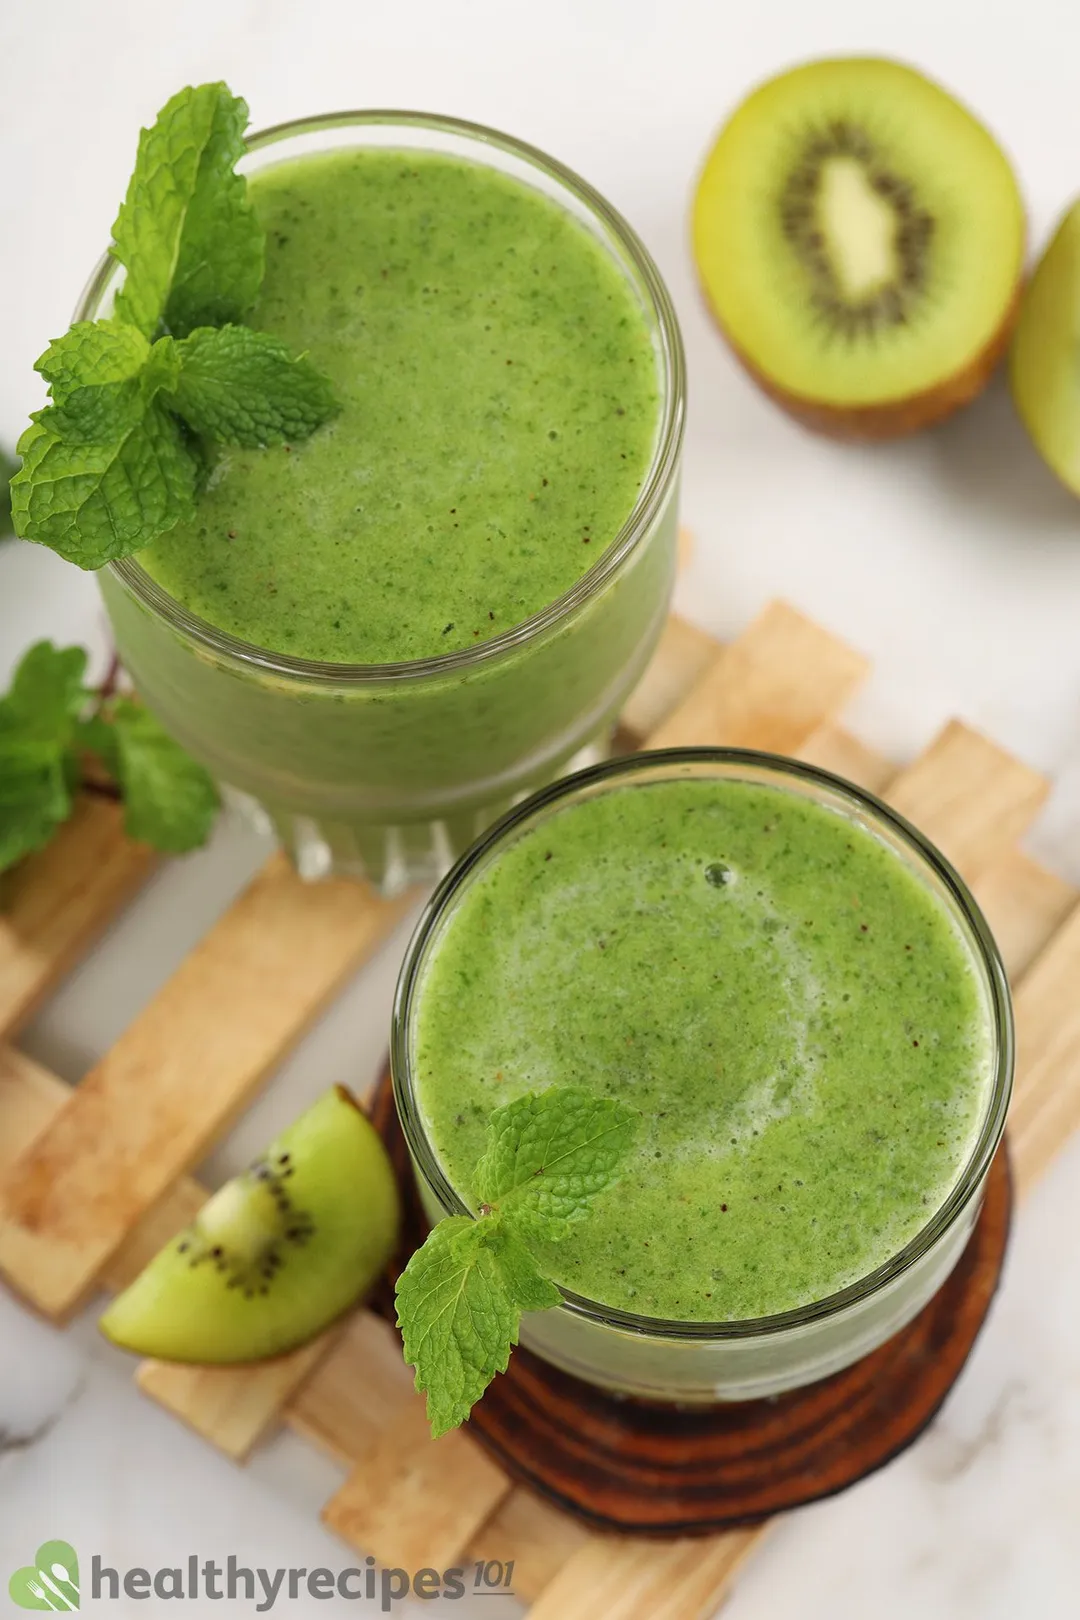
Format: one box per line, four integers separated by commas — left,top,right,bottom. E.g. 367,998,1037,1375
3,1,1080,1614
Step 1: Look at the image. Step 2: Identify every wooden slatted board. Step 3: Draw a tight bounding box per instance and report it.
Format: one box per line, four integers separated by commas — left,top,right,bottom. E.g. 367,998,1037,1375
2,597,1079,1619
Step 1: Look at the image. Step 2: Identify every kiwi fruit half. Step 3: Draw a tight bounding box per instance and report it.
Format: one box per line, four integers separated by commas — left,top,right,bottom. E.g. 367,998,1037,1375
1010,200,1080,494
693,57,1025,439
100,1086,400,1363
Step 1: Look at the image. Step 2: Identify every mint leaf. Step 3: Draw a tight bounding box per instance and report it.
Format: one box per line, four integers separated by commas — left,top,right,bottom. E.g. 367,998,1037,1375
6,641,88,738
0,641,89,873
111,83,263,339
36,320,150,402
106,699,219,851
397,1217,518,1439
473,1087,638,1239
396,1215,561,1438
397,1086,637,1435
12,356,198,568
174,325,339,447
1,447,16,537
0,735,72,872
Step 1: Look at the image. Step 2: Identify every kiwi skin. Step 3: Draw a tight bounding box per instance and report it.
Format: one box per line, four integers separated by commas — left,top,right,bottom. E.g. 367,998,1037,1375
721,288,1022,443
693,57,1025,442
98,1085,400,1366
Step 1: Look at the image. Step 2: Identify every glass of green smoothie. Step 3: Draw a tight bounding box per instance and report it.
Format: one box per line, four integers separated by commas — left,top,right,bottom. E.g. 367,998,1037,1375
81,112,684,892
392,749,1013,1403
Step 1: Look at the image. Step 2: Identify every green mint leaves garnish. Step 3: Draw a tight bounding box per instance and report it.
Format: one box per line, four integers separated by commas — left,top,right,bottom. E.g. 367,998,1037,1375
172,326,340,447
14,325,199,568
11,83,338,570
0,640,219,875
111,83,264,341
396,1087,637,1438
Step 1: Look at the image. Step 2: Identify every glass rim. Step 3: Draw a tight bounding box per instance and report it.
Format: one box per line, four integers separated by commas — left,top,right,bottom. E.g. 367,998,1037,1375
77,107,686,686
390,746,1015,1342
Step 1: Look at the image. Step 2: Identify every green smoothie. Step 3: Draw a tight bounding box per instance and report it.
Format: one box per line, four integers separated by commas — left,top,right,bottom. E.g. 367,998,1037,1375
100,124,681,886
142,147,659,662
411,773,994,1321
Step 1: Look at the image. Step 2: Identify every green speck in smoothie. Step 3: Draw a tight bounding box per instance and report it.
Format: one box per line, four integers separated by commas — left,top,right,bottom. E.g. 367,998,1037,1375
141,148,661,664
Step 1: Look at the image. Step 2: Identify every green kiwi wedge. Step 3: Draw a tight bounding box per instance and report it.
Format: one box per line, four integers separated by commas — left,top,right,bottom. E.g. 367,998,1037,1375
99,1086,399,1363
693,57,1025,439
1010,200,1080,494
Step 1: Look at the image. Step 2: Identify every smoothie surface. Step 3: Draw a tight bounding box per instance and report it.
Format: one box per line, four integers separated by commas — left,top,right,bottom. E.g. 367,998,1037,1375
411,773,995,1321
140,145,661,663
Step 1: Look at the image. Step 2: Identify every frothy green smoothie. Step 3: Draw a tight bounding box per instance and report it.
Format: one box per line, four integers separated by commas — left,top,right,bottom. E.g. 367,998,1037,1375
412,772,994,1321
141,147,660,663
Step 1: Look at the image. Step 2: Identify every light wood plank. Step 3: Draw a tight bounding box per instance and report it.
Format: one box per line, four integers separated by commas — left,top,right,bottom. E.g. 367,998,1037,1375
465,1492,590,1605
888,721,1046,881
1007,902,1080,1199
322,1401,511,1572
525,1528,763,1620
0,857,412,1318
647,600,867,752
797,723,894,796
0,796,155,1039
974,850,1077,983
137,1332,341,1462
287,1310,415,1466
619,614,720,747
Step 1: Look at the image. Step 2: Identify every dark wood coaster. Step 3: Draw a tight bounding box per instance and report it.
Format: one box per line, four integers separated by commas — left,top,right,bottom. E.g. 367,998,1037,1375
369,1062,1013,1537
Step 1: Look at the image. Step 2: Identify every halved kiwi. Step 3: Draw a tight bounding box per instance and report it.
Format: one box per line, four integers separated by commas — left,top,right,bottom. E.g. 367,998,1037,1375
100,1086,400,1363
1010,200,1080,494
693,57,1025,439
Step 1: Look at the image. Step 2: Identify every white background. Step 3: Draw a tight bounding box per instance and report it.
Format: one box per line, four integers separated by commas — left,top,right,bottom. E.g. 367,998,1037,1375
3,2,1080,1615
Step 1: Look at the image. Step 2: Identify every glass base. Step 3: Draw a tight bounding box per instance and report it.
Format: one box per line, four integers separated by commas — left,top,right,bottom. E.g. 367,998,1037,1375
224,735,612,895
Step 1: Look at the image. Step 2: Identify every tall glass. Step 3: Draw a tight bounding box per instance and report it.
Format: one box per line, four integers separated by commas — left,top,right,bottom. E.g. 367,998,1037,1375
85,114,686,893
392,750,1014,1403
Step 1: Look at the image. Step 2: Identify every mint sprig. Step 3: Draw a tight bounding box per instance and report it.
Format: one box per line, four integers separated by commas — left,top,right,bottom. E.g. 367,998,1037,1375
111,82,264,341
11,83,338,570
396,1087,637,1438
0,640,219,876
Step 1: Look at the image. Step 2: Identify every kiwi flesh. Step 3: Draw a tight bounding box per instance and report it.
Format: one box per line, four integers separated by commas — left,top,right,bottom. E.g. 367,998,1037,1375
1010,200,1080,494
99,1086,400,1364
693,57,1025,439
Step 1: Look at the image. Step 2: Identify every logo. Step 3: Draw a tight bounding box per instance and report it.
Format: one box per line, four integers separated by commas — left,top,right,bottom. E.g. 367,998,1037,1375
9,1541,80,1611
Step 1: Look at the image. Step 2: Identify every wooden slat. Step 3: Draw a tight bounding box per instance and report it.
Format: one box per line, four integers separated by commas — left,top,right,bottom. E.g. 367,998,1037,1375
888,721,1046,881
974,850,1077,983
0,857,412,1318
465,1491,590,1605
322,1402,511,1572
1007,902,1080,1199
647,600,867,752
618,614,720,747
0,796,155,1039
797,722,894,796
288,1310,415,1466
525,1528,762,1620
137,1333,341,1462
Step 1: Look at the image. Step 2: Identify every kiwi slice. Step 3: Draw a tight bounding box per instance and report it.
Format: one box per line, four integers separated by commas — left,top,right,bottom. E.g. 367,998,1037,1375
100,1086,400,1363
1010,201,1080,493
693,57,1024,438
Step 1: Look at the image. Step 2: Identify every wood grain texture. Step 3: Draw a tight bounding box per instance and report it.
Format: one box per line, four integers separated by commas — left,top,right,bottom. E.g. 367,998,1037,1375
465,1491,590,1604
974,851,1077,983
797,723,894,796
1007,902,1080,1199
618,614,720,747
888,721,1047,880
0,858,411,1317
647,600,867,752
525,1527,762,1620
322,1401,511,1572
0,796,155,1039
288,1310,416,1465
137,1333,342,1462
